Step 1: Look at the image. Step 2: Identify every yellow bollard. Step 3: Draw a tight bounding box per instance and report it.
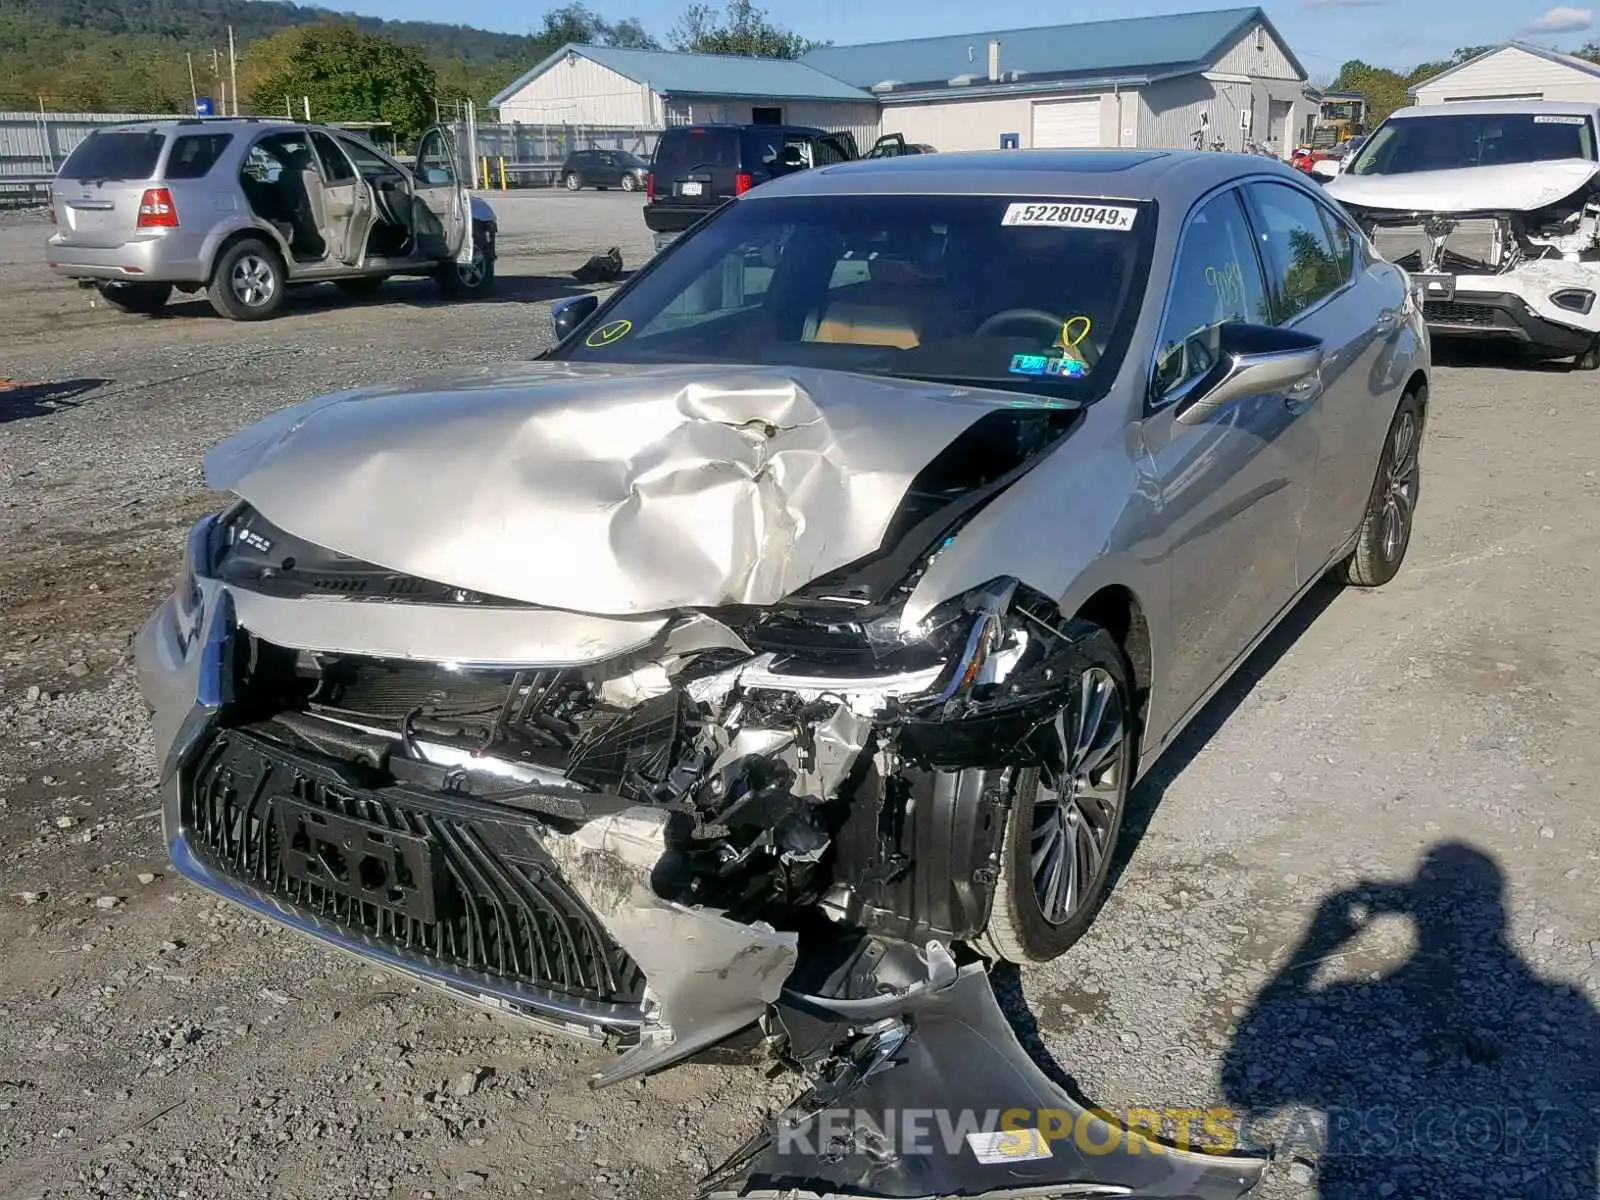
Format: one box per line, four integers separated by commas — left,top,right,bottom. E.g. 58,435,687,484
479,156,489,190
499,156,508,190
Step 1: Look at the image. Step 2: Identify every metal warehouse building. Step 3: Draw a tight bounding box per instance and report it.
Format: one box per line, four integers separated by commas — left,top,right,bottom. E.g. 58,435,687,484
489,44,880,147
1409,42,1600,106
801,6,1315,157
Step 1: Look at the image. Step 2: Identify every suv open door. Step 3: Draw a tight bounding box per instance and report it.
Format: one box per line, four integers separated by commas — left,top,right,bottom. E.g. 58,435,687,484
410,125,470,263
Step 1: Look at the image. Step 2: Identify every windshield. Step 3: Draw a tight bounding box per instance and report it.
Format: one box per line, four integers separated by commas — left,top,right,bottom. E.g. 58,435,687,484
1348,112,1597,175
553,193,1155,399
59,130,165,181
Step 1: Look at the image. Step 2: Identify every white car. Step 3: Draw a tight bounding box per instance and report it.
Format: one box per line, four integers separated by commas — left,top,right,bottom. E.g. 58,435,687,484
1325,100,1600,368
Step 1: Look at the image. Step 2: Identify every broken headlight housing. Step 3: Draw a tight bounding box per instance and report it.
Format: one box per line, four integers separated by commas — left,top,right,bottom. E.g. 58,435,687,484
172,514,219,652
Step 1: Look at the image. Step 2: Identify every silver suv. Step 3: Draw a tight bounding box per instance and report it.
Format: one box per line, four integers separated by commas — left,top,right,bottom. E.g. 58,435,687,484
46,117,497,320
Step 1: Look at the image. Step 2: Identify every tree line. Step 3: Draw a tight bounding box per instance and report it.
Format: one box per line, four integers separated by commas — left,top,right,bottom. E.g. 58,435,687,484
0,0,822,135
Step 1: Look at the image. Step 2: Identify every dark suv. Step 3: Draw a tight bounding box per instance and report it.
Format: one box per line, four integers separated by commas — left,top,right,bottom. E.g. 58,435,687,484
560,148,650,192
643,123,862,251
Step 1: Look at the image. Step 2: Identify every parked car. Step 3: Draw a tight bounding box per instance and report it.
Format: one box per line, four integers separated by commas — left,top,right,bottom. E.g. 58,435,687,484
864,132,937,158
641,122,913,252
46,117,496,320
560,148,649,192
136,148,1425,1200
1325,100,1600,367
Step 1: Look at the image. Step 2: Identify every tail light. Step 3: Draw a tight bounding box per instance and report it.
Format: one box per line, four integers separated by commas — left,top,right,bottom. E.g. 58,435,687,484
645,173,655,202
136,187,178,229
735,172,753,196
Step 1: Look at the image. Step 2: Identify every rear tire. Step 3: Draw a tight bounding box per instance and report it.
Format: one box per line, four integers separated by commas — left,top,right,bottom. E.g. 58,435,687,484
564,173,582,191
94,281,171,315
1339,389,1423,587
207,238,285,321
974,623,1135,965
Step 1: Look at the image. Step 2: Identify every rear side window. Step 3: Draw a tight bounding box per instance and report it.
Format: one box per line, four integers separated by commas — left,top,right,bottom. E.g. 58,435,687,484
59,130,165,181
163,134,233,180
654,128,740,176
1246,182,1352,320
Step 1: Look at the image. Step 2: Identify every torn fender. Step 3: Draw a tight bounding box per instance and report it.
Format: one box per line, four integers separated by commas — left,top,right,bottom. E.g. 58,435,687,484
704,965,1266,1200
203,362,1047,616
544,807,799,1088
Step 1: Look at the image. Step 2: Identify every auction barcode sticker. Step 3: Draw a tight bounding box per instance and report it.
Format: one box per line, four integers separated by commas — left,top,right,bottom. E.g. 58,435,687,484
1534,115,1587,124
966,1128,1054,1164
1002,202,1138,231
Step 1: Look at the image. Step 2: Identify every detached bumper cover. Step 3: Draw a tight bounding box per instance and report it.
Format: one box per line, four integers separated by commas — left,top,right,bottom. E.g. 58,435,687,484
705,965,1266,1200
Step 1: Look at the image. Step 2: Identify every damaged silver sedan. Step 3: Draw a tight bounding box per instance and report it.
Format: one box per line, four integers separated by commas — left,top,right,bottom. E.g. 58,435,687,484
136,149,1429,1199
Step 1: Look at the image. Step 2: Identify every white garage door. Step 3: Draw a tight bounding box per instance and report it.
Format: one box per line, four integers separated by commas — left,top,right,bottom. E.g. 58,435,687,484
1031,97,1102,148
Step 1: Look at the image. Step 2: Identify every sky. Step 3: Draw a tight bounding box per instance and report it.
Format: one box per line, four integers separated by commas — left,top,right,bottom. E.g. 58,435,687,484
321,0,1600,76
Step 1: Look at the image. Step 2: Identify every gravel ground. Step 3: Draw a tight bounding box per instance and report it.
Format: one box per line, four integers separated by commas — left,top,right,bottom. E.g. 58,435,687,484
3,190,1599,1200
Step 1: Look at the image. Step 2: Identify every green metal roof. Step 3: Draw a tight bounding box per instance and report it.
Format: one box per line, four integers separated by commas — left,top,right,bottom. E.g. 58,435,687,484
800,7,1303,94
490,44,875,108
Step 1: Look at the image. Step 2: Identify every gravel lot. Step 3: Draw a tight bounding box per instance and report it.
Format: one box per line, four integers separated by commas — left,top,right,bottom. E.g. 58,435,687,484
3,189,1598,1200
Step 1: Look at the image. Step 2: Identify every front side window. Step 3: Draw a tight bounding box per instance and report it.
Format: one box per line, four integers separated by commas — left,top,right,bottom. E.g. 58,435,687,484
1153,189,1270,399
1348,112,1597,175
416,129,456,185
1248,182,1350,320
554,194,1156,400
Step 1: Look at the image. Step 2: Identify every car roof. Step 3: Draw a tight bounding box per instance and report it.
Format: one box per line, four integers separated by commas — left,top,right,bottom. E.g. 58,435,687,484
1387,99,1600,120
661,122,832,136
745,148,1306,206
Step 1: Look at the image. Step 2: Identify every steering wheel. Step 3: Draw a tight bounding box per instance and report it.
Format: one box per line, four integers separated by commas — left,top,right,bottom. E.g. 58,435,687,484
974,308,1099,367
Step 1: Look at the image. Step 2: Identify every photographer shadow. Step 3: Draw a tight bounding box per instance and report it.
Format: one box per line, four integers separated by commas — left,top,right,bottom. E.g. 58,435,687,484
1221,843,1599,1197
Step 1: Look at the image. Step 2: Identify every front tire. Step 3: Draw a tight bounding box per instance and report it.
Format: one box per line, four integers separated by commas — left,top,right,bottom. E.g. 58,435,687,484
207,238,285,320
434,231,495,299
1339,389,1423,588
564,172,582,191
94,281,171,314
620,173,638,192
1574,336,1600,371
975,624,1135,964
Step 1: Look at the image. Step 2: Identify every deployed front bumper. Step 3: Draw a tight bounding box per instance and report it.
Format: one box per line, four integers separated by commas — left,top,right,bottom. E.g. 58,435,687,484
134,576,797,1070
1416,262,1600,357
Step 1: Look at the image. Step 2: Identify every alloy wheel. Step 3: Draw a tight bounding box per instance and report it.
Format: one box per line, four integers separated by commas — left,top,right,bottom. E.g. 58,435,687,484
455,246,487,289
1029,667,1127,925
1381,410,1419,561
231,254,277,307
565,173,581,191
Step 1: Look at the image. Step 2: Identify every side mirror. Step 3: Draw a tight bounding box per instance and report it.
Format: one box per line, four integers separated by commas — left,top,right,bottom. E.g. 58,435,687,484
1173,323,1323,426
424,167,452,185
551,293,599,342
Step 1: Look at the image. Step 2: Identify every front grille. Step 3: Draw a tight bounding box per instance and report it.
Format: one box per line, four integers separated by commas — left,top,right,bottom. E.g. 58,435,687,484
183,728,645,1006
1424,301,1502,327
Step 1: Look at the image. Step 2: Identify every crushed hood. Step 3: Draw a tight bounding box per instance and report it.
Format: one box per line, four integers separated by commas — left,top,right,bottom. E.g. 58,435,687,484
1325,159,1600,214
205,362,1042,616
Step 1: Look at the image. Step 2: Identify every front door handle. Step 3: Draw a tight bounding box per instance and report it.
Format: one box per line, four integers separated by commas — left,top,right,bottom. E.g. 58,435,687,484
1374,309,1400,336
1284,370,1323,412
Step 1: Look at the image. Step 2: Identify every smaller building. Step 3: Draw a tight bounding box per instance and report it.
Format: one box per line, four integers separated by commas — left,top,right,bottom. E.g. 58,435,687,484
1410,43,1600,106
801,6,1316,158
489,44,880,149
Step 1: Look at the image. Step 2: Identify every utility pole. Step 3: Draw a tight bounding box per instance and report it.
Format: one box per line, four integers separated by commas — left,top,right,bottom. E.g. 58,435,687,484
186,52,198,114
227,26,239,116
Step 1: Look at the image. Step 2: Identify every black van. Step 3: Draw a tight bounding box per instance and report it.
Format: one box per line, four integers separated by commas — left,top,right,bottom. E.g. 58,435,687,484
643,123,861,250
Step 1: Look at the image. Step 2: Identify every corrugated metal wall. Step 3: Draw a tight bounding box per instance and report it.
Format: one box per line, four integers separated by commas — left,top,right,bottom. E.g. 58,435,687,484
1138,76,1257,151
1213,23,1300,81
1412,46,1600,103
495,56,654,126
1,110,178,180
